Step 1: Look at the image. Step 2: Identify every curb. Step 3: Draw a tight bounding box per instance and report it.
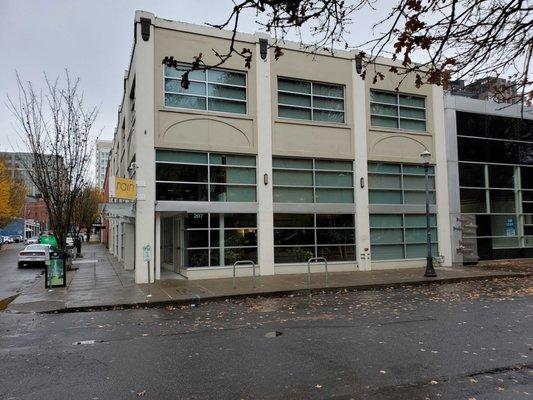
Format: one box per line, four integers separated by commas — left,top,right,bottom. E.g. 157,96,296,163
39,271,533,314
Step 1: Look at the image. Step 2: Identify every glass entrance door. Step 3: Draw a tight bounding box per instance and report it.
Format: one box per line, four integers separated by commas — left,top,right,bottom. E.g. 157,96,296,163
173,214,186,274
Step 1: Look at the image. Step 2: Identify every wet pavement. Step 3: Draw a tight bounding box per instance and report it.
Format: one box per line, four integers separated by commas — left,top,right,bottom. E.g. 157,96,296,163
0,243,42,309
0,277,531,399
6,244,532,313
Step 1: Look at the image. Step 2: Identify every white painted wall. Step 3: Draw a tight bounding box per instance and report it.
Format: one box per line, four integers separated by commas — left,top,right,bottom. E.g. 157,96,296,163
352,59,371,270
255,35,275,276
433,86,453,266
133,12,156,283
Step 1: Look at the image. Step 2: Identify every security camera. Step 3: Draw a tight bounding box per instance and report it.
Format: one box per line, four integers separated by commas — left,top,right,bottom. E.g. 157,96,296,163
128,162,138,172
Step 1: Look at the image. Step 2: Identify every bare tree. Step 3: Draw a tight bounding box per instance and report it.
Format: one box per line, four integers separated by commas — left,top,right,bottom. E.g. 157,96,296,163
163,0,532,104
8,71,98,250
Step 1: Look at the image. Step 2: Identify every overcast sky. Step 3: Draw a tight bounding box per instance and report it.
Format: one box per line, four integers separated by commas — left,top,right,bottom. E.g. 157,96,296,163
0,0,383,152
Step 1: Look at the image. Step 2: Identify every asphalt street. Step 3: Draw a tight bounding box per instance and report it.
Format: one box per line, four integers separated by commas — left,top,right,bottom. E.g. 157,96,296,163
0,277,532,400
0,243,42,306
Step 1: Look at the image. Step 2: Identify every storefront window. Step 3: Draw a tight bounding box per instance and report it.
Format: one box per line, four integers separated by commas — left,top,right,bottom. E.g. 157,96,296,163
273,214,356,263
186,213,257,268
370,214,438,260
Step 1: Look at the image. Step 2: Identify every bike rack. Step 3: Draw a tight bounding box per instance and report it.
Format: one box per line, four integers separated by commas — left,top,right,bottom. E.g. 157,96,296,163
233,260,257,289
307,257,328,289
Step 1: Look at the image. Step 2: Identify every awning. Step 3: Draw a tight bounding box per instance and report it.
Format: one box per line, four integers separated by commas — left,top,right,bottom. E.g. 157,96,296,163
99,202,136,218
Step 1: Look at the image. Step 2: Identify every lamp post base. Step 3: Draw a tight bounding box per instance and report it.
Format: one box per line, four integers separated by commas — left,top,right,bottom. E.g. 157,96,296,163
424,256,437,277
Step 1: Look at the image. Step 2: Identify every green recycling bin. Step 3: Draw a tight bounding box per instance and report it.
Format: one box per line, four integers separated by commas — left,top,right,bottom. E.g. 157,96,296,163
45,250,67,288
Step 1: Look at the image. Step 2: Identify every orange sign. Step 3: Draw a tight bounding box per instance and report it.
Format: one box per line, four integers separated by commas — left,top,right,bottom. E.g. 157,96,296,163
110,176,136,200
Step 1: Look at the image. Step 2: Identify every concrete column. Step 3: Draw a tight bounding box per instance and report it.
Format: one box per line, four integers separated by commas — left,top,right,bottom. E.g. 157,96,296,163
444,95,462,264
433,86,453,266
352,58,371,271
255,35,275,276
133,11,156,283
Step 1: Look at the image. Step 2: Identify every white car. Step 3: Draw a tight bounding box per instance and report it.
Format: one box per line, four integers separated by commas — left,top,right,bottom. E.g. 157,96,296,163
2,236,14,244
18,244,51,268
24,237,38,245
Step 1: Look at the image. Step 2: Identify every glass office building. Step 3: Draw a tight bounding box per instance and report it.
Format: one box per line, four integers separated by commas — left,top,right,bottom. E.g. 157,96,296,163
446,96,533,262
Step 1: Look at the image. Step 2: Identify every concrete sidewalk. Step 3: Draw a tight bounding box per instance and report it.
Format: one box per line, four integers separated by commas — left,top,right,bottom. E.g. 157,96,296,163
5,244,532,313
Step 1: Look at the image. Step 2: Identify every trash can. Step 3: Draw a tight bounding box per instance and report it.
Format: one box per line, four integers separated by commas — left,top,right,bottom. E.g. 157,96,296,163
45,250,67,288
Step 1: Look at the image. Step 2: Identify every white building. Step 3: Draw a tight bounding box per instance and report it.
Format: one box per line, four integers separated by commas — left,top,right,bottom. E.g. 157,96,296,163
104,11,532,285
103,11,454,284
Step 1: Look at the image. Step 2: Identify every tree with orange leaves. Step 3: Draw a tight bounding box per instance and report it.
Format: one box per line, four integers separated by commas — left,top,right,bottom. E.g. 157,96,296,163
0,157,27,228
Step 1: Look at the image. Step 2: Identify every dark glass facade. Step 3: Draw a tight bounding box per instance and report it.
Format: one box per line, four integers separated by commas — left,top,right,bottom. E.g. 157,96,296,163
457,112,533,261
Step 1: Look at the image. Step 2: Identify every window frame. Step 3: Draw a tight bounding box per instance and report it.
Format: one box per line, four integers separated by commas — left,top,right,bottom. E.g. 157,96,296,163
163,65,248,115
184,213,258,268
273,213,357,264
277,77,346,124
370,213,438,261
155,150,257,202
272,157,355,203
368,162,436,205
369,89,427,133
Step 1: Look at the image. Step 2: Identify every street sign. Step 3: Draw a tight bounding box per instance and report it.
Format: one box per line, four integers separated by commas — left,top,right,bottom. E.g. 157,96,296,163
143,245,152,262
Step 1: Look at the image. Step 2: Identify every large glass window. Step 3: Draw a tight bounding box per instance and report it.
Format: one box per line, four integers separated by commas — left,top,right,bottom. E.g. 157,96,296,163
164,65,247,114
156,150,256,202
370,214,438,260
370,90,426,132
277,78,345,123
273,214,356,263
185,213,257,268
273,157,354,203
368,162,435,205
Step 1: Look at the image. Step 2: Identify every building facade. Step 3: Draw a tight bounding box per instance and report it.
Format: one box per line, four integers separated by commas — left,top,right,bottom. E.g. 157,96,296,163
103,11,454,284
0,152,41,198
95,140,112,189
445,96,533,263
24,197,49,233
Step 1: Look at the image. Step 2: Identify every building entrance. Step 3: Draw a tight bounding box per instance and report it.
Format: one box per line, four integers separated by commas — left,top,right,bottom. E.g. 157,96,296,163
161,214,186,274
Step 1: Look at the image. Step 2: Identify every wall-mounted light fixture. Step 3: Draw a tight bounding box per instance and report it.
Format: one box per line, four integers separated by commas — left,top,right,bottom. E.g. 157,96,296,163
140,17,151,41
360,177,365,188
355,52,364,75
259,38,268,60
263,173,269,185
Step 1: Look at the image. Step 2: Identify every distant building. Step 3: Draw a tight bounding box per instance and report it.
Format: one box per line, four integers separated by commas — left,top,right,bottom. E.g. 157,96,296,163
25,197,49,232
95,140,112,189
450,78,519,104
0,152,41,198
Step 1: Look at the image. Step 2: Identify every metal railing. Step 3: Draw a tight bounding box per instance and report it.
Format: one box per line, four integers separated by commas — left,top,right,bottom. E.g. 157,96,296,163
307,257,328,289
233,260,257,289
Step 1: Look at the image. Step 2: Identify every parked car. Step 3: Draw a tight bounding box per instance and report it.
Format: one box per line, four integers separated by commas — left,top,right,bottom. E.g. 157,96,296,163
18,244,51,268
10,235,23,243
2,236,14,244
24,236,39,245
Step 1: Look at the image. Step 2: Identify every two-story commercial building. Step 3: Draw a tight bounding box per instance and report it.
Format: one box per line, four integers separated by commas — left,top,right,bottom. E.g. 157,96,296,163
105,11,456,283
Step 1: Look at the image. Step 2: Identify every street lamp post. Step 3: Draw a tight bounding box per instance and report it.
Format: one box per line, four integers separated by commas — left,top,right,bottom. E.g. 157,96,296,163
420,150,437,278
